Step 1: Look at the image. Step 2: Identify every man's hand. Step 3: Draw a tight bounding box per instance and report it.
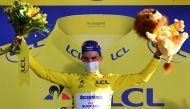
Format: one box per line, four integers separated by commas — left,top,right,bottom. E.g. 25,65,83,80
10,36,22,55
155,45,162,57
173,19,185,32
13,36,22,43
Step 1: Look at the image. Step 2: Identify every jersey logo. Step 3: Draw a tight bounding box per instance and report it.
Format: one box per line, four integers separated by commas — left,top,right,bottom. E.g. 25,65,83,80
95,80,110,87
79,80,85,88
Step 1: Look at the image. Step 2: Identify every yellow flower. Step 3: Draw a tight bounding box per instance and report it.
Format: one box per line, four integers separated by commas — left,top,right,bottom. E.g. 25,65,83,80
40,14,48,23
27,7,40,17
4,6,14,14
32,13,48,24
9,6,14,13
40,17,48,23
32,13,42,20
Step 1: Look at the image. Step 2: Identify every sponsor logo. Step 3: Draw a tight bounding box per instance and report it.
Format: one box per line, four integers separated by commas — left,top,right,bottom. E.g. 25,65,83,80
112,88,165,107
80,94,102,100
82,104,100,108
44,85,74,109
66,45,81,60
20,57,29,73
77,93,107,109
79,80,85,88
44,85,70,100
95,80,109,87
111,47,130,60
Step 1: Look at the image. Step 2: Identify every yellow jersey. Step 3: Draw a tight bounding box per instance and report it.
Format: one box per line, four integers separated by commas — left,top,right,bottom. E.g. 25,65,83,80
29,53,160,109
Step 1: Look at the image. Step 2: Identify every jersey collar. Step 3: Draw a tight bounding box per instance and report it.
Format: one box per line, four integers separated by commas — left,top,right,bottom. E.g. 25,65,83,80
46,14,142,69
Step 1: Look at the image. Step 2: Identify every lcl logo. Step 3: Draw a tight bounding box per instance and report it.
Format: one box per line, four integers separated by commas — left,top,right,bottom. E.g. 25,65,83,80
20,57,29,73
111,47,130,60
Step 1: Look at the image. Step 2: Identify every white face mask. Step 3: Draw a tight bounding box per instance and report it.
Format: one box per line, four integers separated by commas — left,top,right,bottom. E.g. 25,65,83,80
83,61,100,73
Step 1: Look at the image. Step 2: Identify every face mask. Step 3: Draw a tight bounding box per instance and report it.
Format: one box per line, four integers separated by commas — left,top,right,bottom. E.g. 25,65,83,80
83,61,100,73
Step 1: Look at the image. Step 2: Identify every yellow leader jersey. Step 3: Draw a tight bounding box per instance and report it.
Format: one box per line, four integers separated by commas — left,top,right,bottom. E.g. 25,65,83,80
29,53,160,109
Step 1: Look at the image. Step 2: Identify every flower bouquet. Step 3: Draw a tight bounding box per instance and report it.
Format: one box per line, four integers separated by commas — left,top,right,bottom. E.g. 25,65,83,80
1,0,50,85
3,0,49,54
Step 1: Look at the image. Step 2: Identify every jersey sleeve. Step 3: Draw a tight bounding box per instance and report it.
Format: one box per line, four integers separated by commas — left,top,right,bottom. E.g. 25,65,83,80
109,58,160,90
29,54,78,87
